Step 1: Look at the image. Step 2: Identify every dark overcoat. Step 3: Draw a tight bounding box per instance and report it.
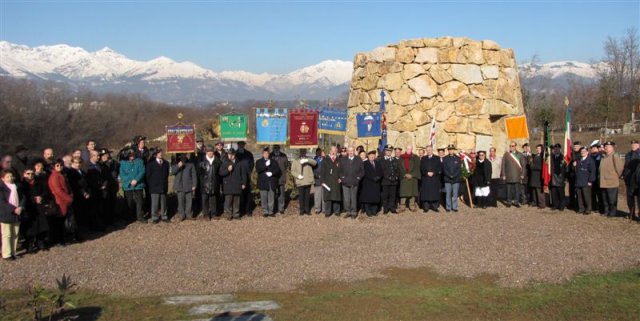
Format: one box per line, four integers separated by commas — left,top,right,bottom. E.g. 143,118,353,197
529,154,544,188
320,156,342,201
420,155,442,201
339,156,364,188
219,159,248,195
575,156,596,188
198,157,222,195
360,159,383,204
146,159,170,194
255,157,282,191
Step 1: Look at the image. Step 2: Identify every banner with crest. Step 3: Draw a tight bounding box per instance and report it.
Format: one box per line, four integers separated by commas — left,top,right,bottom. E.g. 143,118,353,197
255,108,288,145
356,112,382,138
166,124,196,154
318,108,347,135
219,114,247,141
289,109,319,148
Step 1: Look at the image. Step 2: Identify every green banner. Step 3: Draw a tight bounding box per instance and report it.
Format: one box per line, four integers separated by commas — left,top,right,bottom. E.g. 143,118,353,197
219,114,247,141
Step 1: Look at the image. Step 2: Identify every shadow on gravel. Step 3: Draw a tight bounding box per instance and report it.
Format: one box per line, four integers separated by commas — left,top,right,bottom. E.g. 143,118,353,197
208,311,271,321
45,306,102,321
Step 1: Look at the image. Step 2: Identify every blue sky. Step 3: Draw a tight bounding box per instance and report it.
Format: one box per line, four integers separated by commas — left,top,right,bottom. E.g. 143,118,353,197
1,1,638,73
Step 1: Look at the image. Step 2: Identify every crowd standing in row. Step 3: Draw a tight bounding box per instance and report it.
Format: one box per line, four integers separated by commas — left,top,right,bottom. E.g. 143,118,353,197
1,136,639,261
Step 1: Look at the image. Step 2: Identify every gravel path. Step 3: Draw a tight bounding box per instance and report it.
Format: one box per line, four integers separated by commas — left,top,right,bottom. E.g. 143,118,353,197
1,205,639,295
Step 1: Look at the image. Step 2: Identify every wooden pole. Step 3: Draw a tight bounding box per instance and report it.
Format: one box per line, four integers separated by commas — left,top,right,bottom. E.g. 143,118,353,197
466,178,474,208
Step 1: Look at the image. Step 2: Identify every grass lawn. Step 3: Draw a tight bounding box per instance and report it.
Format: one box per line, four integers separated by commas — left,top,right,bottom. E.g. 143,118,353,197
2,267,639,321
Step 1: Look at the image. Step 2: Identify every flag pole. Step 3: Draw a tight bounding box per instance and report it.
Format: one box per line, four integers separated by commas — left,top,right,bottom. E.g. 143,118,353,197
379,90,387,154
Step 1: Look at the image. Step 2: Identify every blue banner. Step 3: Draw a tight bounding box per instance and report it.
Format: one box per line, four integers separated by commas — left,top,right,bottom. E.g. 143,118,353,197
319,108,347,135
356,112,382,138
256,108,288,145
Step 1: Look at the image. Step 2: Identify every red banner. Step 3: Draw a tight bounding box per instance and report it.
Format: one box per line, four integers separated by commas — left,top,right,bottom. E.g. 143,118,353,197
166,124,196,154
289,110,318,148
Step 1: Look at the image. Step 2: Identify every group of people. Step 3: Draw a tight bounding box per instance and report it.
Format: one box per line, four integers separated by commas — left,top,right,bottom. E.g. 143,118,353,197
1,135,639,261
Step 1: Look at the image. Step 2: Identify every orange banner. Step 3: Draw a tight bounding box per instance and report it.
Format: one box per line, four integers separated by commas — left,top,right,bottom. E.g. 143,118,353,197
505,115,529,140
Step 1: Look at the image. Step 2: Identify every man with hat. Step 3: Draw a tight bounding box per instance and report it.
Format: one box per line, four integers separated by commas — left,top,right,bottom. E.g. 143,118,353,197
145,147,170,223
501,142,526,208
590,141,604,213
99,148,119,225
420,145,442,212
550,143,567,210
443,144,462,212
219,148,248,220
623,140,640,219
270,145,289,214
380,144,401,214
133,136,150,162
214,141,227,214
574,146,596,214
195,137,206,163
198,144,222,220
599,141,625,217
119,148,146,223
567,141,583,210
256,147,281,217
399,146,421,212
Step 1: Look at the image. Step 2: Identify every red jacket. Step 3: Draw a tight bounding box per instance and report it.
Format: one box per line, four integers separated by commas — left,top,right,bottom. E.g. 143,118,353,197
48,170,73,216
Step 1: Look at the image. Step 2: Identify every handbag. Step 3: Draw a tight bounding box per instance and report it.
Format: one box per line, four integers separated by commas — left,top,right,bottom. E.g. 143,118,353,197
42,199,61,217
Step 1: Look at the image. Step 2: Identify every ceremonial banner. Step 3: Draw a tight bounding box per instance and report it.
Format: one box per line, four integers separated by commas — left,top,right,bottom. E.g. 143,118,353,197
166,124,196,154
256,108,288,145
219,114,247,141
504,115,529,140
289,110,319,148
319,109,347,135
356,112,382,138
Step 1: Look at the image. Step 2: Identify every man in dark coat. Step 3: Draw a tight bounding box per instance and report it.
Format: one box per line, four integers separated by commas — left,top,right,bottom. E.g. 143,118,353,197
590,143,603,213
361,151,383,216
214,141,227,214
380,145,401,214
85,150,108,230
256,148,282,217
198,145,222,220
528,145,545,208
320,146,342,217
235,141,254,215
420,146,442,212
521,143,533,205
219,149,248,220
442,145,461,212
12,145,30,179
622,140,640,218
146,148,170,223
171,154,198,221
574,147,596,214
270,145,289,214
550,144,566,211
567,141,582,210
99,148,119,225
339,146,364,218
67,157,90,229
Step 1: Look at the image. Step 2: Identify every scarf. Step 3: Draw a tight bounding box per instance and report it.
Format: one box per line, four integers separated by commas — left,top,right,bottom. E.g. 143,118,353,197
400,153,412,172
7,182,19,208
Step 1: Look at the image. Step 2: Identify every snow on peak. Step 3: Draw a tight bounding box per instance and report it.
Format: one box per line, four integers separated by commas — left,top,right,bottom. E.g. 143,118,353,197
519,60,602,79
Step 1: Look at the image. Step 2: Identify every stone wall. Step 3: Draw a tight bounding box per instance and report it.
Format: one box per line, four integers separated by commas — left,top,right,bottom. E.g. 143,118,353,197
346,37,525,155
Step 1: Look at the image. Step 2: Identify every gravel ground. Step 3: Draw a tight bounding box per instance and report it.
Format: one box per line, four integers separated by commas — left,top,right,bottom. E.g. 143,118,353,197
1,204,639,296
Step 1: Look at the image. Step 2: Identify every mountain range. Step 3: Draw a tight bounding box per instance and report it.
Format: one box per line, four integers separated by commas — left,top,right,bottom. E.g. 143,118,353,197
0,41,603,105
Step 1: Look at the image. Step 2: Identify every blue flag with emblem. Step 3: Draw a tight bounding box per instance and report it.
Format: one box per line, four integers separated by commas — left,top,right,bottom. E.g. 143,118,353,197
356,112,382,138
319,108,347,135
256,108,288,145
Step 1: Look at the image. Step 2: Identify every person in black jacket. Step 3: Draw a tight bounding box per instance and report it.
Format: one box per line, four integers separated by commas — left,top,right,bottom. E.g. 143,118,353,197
442,145,462,212
622,140,640,219
420,146,442,212
270,145,289,214
146,148,170,223
472,151,492,209
550,144,566,211
574,147,596,214
20,166,49,253
380,145,401,214
99,148,119,225
339,146,364,218
360,151,383,216
199,145,222,220
236,141,254,216
67,157,90,229
255,148,282,217
528,145,545,208
219,149,248,220
85,151,108,231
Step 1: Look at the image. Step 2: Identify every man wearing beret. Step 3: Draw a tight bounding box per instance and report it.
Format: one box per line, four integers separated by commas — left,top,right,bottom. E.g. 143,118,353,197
599,141,625,217
380,145,401,214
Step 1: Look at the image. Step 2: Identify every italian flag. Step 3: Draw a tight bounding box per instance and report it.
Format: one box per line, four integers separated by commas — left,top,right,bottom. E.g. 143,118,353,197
563,107,572,165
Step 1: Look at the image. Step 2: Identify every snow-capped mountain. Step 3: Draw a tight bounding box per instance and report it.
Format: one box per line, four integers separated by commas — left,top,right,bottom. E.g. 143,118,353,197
0,41,353,103
0,41,603,104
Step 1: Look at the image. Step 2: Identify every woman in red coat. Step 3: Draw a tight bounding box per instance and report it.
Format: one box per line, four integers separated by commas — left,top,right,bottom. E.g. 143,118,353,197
47,159,73,246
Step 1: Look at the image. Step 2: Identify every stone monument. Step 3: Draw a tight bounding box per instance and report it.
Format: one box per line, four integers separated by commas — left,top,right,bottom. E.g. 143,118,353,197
346,37,525,155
